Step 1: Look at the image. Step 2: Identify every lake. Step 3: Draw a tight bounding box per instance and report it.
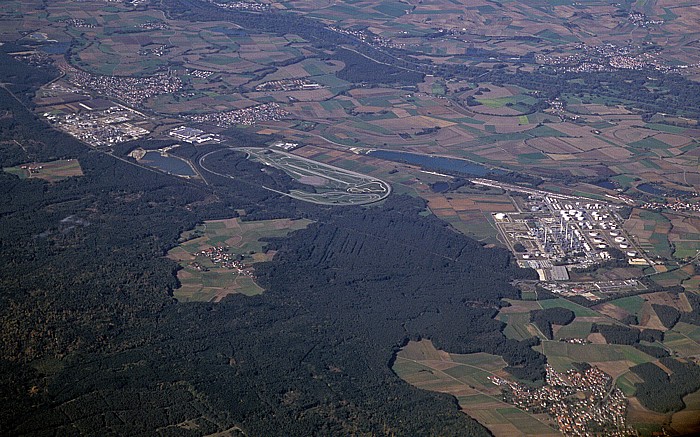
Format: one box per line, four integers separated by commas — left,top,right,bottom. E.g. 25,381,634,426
141,152,196,177
637,182,694,197
594,180,617,190
368,150,502,177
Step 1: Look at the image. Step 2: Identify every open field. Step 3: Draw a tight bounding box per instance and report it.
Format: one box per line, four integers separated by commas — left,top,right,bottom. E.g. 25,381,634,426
392,340,559,437
167,217,311,302
9,0,700,194
3,159,83,182
4,0,700,435
671,388,700,436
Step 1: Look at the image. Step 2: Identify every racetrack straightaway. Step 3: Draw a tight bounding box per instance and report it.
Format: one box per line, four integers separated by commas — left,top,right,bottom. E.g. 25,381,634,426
199,147,391,206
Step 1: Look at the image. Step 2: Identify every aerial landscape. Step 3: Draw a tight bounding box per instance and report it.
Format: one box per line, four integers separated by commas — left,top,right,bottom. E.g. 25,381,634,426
1,0,700,435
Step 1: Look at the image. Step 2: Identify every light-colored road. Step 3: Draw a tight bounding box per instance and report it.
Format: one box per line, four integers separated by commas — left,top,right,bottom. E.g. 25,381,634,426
199,147,391,206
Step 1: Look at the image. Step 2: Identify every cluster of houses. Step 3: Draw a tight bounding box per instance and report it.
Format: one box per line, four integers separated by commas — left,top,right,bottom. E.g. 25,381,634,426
490,365,633,436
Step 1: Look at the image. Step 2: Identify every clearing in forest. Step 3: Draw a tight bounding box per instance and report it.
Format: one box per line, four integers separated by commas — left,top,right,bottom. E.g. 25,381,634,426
167,217,312,302
3,159,83,182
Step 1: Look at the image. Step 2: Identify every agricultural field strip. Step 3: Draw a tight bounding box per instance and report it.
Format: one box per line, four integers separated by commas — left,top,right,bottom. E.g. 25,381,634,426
394,355,554,429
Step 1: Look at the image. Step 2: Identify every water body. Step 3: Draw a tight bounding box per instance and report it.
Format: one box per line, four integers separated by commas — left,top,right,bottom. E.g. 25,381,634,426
368,150,503,177
637,183,664,195
431,181,450,193
637,182,692,197
40,42,71,54
141,152,196,177
594,180,617,190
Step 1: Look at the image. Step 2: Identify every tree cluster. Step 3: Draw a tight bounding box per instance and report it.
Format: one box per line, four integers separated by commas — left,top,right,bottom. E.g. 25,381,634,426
530,307,575,340
633,358,700,413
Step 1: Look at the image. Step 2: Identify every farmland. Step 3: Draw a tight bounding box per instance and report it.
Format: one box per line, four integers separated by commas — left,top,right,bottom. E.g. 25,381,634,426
392,340,560,437
13,0,700,213
3,0,700,435
166,217,311,302
3,159,83,182
492,290,700,435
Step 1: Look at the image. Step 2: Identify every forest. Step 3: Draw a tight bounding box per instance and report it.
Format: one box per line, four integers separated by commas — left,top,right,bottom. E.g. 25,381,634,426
330,48,424,86
592,324,669,358
5,1,700,433
633,358,700,413
529,307,575,340
0,48,543,435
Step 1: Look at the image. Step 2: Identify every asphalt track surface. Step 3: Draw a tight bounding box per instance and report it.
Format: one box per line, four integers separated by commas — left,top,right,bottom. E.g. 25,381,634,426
199,148,391,205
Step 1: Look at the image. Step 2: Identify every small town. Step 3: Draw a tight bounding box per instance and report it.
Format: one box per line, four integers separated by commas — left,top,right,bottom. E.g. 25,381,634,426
536,42,695,74
328,25,406,50
207,0,271,12
641,200,700,214
62,63,182,107
187,102,290,127
489,365,634,437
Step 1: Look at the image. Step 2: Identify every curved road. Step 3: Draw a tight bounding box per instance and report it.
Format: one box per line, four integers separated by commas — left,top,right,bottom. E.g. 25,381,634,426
198,147,391,206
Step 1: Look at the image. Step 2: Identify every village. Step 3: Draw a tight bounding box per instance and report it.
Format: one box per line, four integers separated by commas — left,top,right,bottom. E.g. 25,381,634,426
186,102,289,127
535,42,697,74
62,62,182,107
191,245,255,278
489,365,634,437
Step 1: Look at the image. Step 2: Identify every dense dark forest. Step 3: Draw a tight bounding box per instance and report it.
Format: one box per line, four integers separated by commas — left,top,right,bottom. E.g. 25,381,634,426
0,49,544,435
529,307,575,340
632,358,700,413
680,292,700,326
5,1,700,434
652,304,681,329
330,48,424,86
592,324,670,358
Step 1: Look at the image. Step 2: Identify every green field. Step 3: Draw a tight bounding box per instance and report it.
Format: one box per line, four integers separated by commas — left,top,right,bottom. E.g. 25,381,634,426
539,298,601,317
501,312,539,340
168,217,312,302
3,159,83,182
609,295,645,315
554,321,592,340
615,371,640,396
628,137,670,150
663,331,700,356
392,340,557,435
542,341,654,368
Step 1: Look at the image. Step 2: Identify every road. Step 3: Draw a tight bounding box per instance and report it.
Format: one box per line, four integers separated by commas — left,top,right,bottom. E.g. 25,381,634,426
199,147,391,206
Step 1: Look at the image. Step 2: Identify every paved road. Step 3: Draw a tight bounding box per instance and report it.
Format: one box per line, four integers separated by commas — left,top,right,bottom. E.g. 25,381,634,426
199,147,391,206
